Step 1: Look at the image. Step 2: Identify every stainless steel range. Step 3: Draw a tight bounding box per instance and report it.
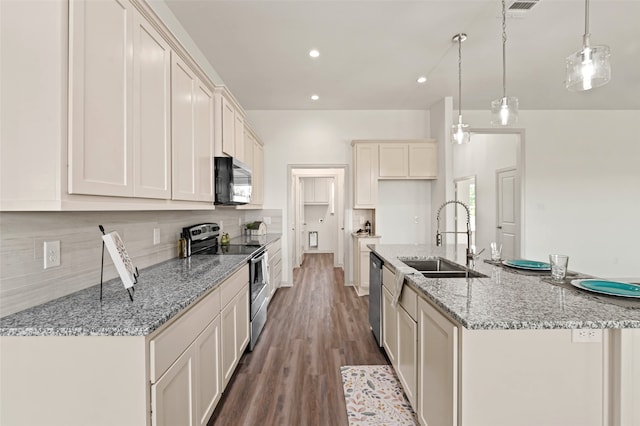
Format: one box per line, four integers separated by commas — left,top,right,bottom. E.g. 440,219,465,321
182,223,268,351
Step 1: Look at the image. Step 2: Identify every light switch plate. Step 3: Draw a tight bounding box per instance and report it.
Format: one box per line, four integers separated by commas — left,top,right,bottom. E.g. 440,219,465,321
153,228,160,245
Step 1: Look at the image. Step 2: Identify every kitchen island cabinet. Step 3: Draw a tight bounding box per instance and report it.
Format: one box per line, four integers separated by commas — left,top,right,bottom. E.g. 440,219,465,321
371,244,640,426
0,235,283,426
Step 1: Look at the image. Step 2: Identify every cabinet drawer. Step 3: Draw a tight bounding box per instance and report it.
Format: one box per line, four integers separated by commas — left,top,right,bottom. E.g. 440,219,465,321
399,284,417,321
221,265,249,308
382,265,395,290
150,287,220,382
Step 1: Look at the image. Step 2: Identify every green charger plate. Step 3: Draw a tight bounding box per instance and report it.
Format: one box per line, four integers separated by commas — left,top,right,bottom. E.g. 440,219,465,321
571,279,640,299
503,259,551,271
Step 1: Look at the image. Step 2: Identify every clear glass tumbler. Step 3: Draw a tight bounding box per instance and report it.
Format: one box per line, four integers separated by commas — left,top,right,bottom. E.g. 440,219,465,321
549,254,569,281
490,242,502,261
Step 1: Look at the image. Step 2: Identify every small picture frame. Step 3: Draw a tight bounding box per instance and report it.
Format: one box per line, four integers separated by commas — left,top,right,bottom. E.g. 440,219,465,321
102,231,137,289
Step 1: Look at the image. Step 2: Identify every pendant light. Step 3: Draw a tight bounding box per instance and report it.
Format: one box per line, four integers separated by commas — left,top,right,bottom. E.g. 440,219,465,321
565,0,611,91
491,0,518,126
451,33,470,145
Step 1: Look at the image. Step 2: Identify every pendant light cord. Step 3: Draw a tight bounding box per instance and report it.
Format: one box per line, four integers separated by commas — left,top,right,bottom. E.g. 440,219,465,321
501,0,507,99
458,36,462,117
583,0,591,46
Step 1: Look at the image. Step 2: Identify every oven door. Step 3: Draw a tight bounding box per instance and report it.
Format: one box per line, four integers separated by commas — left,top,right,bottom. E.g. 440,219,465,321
249,250,268,319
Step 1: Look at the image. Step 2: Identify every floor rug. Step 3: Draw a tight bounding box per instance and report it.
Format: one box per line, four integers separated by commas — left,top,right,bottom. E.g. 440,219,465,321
340,365,418,425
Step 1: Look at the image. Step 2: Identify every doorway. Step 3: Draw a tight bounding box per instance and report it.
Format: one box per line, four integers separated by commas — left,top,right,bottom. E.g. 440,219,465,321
288,166,346,284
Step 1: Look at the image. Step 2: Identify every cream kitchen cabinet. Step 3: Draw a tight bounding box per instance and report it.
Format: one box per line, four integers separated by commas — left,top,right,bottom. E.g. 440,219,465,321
352,235,381,296
252,142,265,206
267,239,283,301
352,142,379,209
304,177,330,205
171,54,213,202
68,0,135,197
379,141,437,179
69,0,173,199
215,88,247,163
381,265,418,409
417,295,458,426
236,125,264,209
220,266,250,387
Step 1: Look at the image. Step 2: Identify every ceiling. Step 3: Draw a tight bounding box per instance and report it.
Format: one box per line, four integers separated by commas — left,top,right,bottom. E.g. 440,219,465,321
164,0,640,111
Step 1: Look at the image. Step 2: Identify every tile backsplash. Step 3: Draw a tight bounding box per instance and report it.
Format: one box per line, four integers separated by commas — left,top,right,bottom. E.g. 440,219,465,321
0,209,282,317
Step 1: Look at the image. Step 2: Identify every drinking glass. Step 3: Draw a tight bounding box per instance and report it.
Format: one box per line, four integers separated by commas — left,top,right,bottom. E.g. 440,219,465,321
549,254,569,281
490,242,502,261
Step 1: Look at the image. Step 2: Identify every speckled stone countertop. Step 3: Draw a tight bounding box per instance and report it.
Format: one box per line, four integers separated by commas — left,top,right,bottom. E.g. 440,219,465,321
0,234,282,337
371,244,640,330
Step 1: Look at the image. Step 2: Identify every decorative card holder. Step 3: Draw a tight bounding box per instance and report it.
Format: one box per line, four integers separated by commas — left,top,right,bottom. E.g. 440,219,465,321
99,225,138,301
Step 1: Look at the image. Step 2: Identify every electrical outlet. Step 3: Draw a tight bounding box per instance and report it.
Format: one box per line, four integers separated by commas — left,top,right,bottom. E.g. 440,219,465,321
219,221,223,231
263,216,271,225
153,228,160,245
572,329,602,343
44,240,60,269
238,217,242,226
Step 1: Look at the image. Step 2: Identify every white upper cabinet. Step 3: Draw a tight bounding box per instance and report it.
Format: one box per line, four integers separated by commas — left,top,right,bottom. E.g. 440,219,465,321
353,142,379,209
303,177,330,205
215,89,246,163
252,142,264,206
378,144,408,178
171,54,213,202
378,141,437,180
68,0,134,197
133,12,171,199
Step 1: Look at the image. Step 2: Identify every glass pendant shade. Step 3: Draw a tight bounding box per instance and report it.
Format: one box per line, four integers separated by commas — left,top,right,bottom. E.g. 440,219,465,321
566,44,611,91
491,96,518,126
451,115,470,144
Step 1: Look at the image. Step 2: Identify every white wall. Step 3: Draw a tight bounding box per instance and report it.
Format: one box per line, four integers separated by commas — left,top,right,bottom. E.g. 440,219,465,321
462,110,640,278
377,180,433,244
245,110,431,284
429,97,454,240
453,133,519,253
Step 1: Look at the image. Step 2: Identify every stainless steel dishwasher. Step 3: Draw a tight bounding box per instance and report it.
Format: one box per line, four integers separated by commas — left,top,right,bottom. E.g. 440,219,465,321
368,252,383,347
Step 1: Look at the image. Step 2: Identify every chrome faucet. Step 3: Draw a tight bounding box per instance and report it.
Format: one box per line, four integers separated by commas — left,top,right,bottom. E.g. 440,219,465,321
435,200,473,267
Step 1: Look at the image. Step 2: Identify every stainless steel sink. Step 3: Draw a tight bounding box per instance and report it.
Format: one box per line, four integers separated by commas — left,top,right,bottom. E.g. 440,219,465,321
400,258,488,279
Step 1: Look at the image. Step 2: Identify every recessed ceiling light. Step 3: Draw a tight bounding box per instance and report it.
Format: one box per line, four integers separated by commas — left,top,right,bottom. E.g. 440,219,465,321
417,76,427,84
309,49,320,58
311,94,319,101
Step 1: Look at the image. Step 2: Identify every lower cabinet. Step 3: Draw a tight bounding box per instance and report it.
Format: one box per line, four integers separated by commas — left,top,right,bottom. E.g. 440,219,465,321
382,286,398,365
221,284,250,387
396,302,417,409
417,296,458,426
267,240,282,301
353,235,381,296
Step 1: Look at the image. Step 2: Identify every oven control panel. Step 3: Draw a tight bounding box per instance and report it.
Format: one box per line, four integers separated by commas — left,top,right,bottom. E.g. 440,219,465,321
183,223,220,241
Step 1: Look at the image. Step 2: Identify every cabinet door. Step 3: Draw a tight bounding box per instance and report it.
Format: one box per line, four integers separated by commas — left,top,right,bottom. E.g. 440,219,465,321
221,97,235,157
234,113,245,163
252,143,264,205
152,345,196,426
378,144,408,178
171,54,196,201
303,177,315,203
313,178,330,204
195,317,221,426
397,305,417,409
243,130,254,170
408,142,437,179
382,286,398,366
359,251,370,292
353,143,378,208
221,285,250,387
133,12,171,199
69,0,134,197
418,297,458,426
194,82,213,202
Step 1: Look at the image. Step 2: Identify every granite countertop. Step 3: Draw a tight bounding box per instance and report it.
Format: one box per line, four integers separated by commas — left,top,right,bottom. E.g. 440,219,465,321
0,234,282,337
370,244,640,330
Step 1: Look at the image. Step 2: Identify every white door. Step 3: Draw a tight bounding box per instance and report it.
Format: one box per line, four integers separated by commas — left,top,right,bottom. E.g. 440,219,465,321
296,178,306,266
496,168,520,259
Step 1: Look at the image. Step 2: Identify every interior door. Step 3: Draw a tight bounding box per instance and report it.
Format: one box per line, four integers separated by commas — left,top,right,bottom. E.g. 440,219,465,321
294,177,305,267
496,168,520,259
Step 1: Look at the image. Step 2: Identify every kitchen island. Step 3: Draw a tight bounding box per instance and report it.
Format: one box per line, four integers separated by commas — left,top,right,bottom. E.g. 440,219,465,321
370,244,639,426
0,234,281,426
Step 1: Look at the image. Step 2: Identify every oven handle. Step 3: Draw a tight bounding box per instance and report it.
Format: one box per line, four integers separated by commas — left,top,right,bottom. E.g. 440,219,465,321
250,249,267,265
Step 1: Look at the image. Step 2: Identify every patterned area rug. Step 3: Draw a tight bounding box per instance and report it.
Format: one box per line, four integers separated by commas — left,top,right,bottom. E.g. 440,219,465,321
340,365,418,425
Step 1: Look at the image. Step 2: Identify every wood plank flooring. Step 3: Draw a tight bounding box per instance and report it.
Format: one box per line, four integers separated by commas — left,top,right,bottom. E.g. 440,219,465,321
209,253,389,425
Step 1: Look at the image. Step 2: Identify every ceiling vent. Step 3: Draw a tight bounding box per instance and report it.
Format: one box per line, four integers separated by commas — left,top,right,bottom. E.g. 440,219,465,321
508,0,540,12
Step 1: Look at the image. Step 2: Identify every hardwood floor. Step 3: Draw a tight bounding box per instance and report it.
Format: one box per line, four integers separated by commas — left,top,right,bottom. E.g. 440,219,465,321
209,253,389,425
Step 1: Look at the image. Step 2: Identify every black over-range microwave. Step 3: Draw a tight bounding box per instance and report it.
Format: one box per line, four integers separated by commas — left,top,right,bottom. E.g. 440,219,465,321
214,156,252,205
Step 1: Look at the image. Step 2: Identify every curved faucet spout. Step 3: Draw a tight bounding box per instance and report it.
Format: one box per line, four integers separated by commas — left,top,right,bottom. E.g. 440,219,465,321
435,200,473,266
